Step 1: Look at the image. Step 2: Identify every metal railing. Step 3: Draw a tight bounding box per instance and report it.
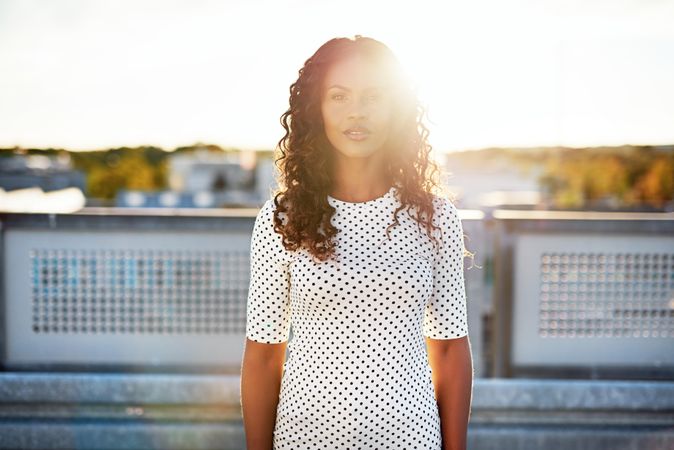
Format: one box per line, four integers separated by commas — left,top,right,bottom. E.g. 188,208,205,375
1,207,672,379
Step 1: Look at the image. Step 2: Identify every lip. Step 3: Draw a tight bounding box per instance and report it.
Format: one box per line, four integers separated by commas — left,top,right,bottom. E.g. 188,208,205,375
344,126,371,134
343,126,371,141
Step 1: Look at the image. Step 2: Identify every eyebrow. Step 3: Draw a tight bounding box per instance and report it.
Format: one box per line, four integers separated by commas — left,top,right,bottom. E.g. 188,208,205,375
326,84,382,91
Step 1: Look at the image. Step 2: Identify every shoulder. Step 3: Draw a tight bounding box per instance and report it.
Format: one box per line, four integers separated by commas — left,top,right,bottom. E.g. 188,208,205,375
253,199,273,227
252,199,294,258
427,194,462,247
255,199,288,226
430,193,460,224
252,199,281,241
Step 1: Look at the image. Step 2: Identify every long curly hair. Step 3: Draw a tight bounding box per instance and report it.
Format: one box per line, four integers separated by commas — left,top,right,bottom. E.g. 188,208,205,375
271,34,459,263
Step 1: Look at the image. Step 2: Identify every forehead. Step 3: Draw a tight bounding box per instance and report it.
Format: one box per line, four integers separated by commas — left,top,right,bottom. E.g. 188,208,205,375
322,54,394,91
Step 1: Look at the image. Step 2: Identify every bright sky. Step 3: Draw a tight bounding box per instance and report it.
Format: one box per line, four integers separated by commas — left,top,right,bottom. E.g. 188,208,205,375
1,0,673,152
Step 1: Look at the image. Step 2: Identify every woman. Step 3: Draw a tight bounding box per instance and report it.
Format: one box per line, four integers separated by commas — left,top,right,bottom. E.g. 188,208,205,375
240,35,473,450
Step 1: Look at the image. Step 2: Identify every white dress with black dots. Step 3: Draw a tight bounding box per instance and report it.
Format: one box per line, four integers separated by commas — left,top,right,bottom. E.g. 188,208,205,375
245,184,469,449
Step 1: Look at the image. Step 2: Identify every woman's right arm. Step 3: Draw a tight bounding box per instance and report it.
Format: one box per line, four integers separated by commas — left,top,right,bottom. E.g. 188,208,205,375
241,200,293,449
241,338,287,450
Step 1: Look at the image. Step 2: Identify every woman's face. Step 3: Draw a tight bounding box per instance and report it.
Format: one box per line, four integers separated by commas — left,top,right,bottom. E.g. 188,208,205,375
320,54,394,160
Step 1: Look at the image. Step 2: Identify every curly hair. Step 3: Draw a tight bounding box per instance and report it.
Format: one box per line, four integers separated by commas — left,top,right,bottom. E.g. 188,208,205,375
271,34,464,263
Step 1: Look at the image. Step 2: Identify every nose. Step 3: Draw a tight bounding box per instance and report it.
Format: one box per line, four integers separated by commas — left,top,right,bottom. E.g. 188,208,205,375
347,97,368,120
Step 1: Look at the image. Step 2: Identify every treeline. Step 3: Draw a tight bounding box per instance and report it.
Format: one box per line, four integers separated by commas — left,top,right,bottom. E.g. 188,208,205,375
1,144,672,210
0,143,271,200
447,145,673,210
538,146,673,210
73,146,168,200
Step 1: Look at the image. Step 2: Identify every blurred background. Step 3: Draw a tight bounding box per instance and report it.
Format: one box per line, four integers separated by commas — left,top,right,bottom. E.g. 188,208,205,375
0,0,673,449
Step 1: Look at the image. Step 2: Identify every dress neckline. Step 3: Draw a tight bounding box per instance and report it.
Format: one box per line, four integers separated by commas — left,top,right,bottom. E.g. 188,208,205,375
327,185,396,207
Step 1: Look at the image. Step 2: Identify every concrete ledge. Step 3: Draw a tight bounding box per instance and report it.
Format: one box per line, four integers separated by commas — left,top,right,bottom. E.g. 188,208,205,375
469,425,674,450
0,422,672,450
472,378,674,411
0,373,241,404
1,373,673,410
0,373,672,449
0,421,244,450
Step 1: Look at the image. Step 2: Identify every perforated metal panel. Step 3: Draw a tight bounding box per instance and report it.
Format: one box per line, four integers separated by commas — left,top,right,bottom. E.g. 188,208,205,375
29,248,248,335
538,252,673,339
4,229,252,367
512,233,674,367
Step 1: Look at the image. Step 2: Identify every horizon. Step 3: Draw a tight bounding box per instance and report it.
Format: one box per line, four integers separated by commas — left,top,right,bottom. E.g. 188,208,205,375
1,0,673,153
4,141,673,155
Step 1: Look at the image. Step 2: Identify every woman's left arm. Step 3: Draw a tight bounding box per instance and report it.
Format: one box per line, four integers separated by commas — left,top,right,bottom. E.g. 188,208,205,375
426,335,473,450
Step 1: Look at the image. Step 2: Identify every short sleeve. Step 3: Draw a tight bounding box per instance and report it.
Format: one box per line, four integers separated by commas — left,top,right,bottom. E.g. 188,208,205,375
245,200,292,343
423,198,469,339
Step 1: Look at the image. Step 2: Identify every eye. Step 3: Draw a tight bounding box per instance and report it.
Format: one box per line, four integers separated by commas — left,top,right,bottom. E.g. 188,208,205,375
331,93,347,101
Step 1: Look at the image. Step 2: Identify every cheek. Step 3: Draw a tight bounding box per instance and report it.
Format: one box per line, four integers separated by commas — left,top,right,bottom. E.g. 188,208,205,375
373,108,393,138
376,101,394,126
321,106,349,149
321,102,340,130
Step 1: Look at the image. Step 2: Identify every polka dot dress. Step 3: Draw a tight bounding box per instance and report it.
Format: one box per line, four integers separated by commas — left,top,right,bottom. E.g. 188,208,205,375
245,184,468,449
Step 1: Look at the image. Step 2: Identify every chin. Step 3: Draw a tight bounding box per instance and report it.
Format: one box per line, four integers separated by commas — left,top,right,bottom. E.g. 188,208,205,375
338,145,380,159
337,139,384,157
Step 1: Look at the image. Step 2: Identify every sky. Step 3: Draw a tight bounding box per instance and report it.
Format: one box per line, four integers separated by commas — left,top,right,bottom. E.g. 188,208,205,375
1,0,673,153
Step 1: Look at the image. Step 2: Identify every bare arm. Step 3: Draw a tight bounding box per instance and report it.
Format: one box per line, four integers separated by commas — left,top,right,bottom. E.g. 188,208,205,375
240,337,287,450
426,335,473,450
